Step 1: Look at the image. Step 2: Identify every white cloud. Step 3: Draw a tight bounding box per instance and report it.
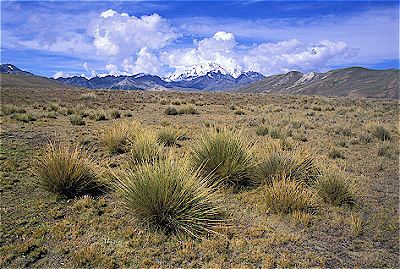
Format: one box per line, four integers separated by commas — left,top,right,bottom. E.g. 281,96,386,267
174,6,398,66
83,62,97,77
122,47,163,75
162,31,242,75
162,32,357,76
53,71,70,78
20,32,94,56
243,39,358,74
89,10,179,58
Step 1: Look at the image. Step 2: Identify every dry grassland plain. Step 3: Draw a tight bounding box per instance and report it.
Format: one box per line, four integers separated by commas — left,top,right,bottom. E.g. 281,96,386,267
0,86,398,268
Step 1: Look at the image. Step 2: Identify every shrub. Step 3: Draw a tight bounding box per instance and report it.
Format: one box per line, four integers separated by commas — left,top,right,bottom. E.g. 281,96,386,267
369,124,391,141
100,121,141,154
255,143,321,186
113,157,225,237
127,131,165,167
157,127,182,146
32,142,104,198
69,115,85,126
316,170,355,206
110,110,121,119
234,110,245,115
164,106,178,115
159,99,168,105
190,129,256,189
262,178,318,214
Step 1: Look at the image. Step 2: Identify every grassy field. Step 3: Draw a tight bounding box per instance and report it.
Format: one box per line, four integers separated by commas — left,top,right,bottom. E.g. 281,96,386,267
0,86,398,268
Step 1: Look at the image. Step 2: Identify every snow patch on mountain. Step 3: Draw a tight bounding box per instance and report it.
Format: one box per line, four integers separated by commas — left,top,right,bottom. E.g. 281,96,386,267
169,60,243,81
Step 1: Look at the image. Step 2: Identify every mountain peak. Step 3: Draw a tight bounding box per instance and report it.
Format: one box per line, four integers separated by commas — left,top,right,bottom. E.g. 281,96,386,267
169,60,243,81
0,63,33,76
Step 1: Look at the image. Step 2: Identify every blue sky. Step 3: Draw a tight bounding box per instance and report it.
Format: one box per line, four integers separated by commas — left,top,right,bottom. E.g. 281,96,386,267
1,1,399,78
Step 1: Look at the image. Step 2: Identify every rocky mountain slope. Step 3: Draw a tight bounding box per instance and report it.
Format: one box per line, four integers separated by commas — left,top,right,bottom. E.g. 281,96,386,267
235,67,399,99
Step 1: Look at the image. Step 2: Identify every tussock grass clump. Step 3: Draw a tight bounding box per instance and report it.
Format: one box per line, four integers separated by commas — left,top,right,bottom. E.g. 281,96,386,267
190,129,256,189
262,178,318,214
328,148,345,159
164,106,178,115
179,105,198,115
159,99,168,105
127,131,165,167
32,142,103,198
256,142,321,186
0,105,26,115
69,115,85,125
368,124,391,141
11,113,36,122
100,121,141,154
89,111,107,121
255,125,283,138
256,125,269,136
171,99,182,105
157,127,183,146
113,157,225,237
110,110,121,119
316,170,355,206
80,92,98,100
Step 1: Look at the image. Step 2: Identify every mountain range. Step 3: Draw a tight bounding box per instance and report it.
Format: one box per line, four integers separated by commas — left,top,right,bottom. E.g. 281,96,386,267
1,63,398,99
56,61,265,92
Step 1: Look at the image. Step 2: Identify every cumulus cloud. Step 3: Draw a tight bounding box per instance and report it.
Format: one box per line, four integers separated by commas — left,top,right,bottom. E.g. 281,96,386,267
89,9,179,57
53,71,70,78
122,47,163,75
162,31,242,75
162,32,357,76
243,39,359,74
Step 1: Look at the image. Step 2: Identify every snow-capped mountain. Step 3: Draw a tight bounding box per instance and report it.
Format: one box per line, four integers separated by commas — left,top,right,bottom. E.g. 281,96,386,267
169,60,244,81
56,61,265,92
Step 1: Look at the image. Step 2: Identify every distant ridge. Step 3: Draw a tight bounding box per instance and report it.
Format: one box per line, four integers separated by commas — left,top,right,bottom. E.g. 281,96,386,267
235,67,399,99
0,64,76,89
0,64,34,76
1,63,398,99
57,61,265,92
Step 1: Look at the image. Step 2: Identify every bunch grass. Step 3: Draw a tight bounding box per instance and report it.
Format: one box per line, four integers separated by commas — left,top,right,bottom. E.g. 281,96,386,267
190,129,256,189
113,156,225,237
100,121,141,154
32,142,104,198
